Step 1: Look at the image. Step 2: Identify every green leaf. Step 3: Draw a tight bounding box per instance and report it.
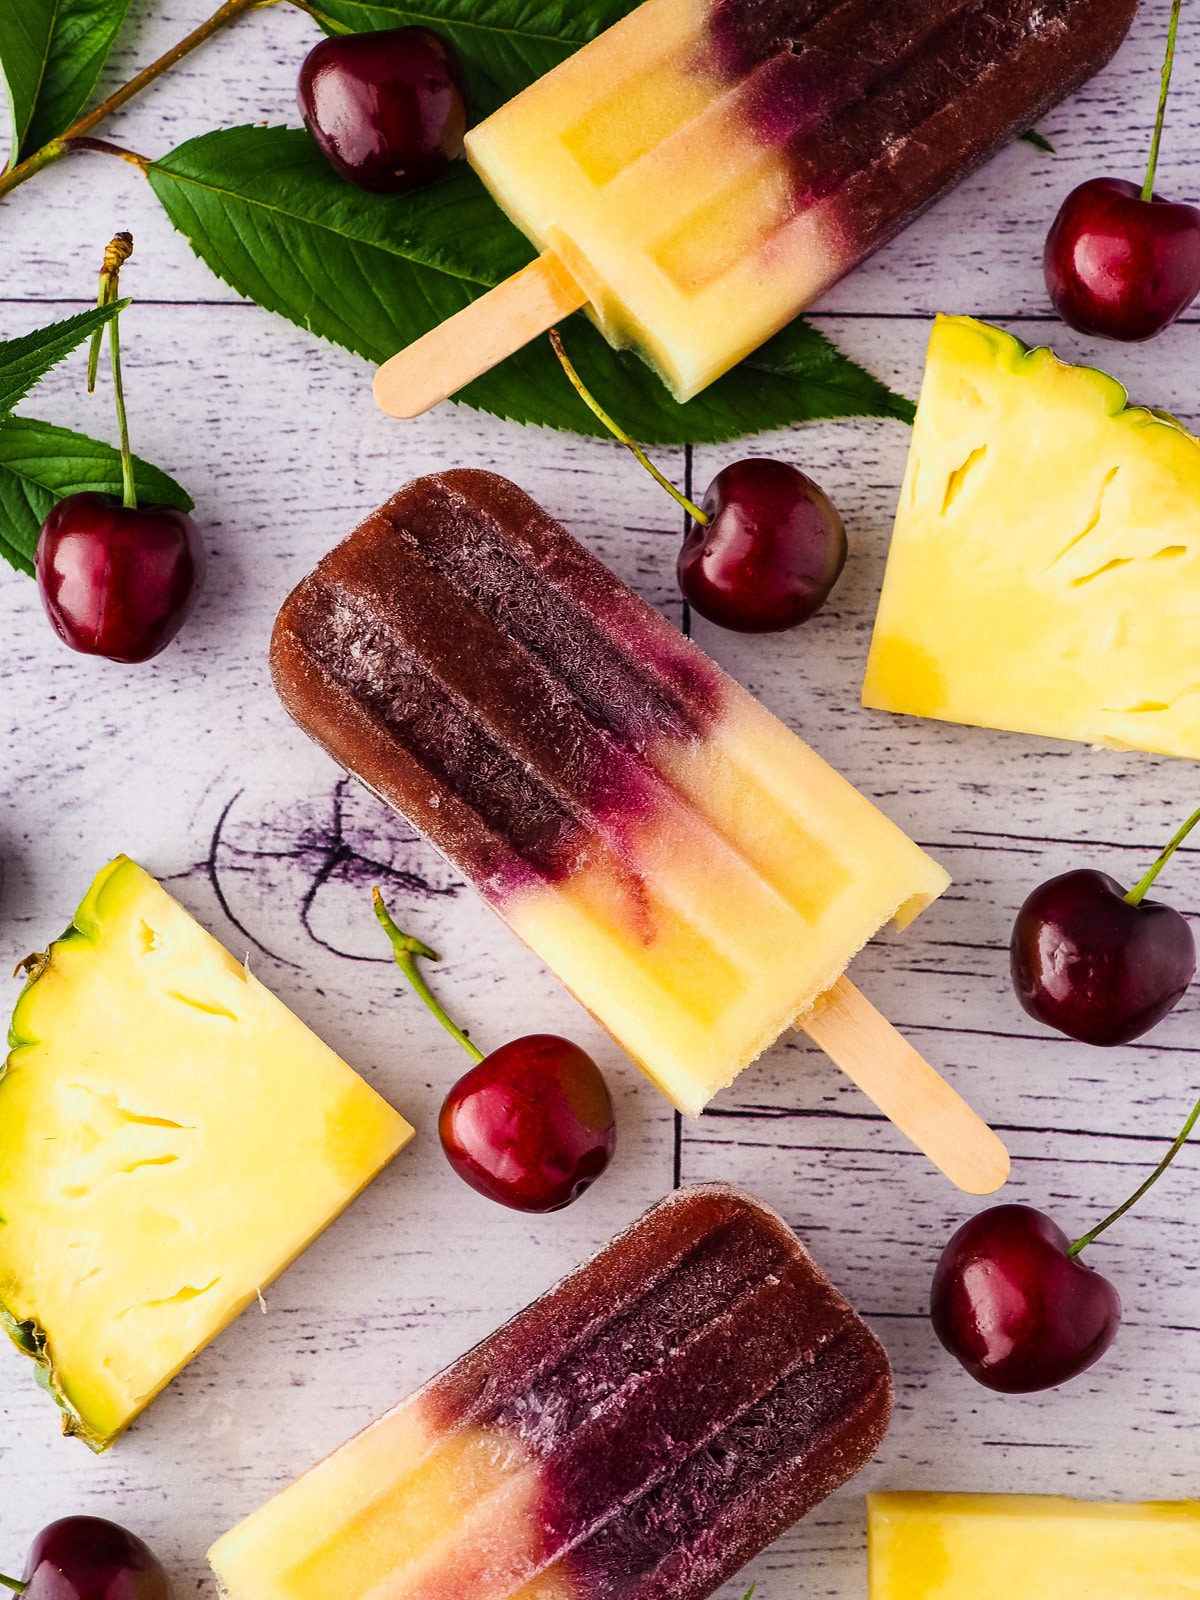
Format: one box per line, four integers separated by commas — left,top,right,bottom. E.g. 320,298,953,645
0,0,130,165
311,0,634,117
0,301,127,420
0,415,194,576
148,126,912,444
1020,128,1055,153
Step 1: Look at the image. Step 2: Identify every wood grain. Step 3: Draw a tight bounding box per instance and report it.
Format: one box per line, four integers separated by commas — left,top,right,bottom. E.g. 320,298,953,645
1,5,1199,1600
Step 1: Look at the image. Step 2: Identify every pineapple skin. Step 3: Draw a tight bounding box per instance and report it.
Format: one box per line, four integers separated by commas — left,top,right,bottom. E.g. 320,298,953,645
1,856,414,1451
863,315,1200,759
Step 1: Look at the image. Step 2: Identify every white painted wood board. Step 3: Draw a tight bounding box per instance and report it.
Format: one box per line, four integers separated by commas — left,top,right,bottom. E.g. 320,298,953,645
1,4,1197,1598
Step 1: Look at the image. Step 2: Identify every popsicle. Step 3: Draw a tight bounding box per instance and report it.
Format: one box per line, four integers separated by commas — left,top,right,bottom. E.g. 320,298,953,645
270,469,1009,1193
868,1492,1200,1599
374,0,1137,416
210,1185,893,1600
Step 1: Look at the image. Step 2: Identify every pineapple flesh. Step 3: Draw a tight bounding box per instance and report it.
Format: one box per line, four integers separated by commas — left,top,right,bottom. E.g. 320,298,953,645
868,1492,1200,1598
863,315,1200,759
0,856,413,1450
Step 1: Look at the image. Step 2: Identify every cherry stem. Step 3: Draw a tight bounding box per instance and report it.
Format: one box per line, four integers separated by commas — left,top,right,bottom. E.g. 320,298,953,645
1141,0,1183,202
1068,1088,1200,1255
1124,801,1200,906
372,889,484,1064
0,1578,25,1594
88,234,137,509
0,0,260,202
548,329,709,526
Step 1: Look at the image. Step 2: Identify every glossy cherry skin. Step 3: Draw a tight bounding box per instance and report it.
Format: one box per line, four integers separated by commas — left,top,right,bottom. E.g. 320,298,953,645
36,493,205,664
439,1034,615,1212
298,27,466,194
677,458,846,633
1044,177,1200,340
931,1204,1122,1393
20,1518,170,1600
1011,868,1195,1046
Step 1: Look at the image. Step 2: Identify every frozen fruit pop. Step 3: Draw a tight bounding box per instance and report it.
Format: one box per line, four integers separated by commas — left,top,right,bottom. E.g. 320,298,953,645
271,470,1008,1193
374,0,1137,415
210,1185,892,1600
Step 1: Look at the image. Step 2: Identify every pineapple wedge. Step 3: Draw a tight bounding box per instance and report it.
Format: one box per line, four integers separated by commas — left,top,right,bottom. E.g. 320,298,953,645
868,1492,1200,1598
863,315,1200,758
0,856,413,1450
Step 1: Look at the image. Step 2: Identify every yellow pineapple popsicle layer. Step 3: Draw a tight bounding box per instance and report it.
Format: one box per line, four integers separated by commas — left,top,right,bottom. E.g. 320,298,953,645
868,1492,1200,1598
270,471,949,1118
0,857,413,1449
465,0,1136,401
864,315,1200,759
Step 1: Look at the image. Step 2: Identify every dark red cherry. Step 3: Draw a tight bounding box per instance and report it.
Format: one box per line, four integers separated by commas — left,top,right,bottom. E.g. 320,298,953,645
438,1034,615,1213
298,27,467,194
1044,177,1200,340
18,1518,170,1600
931,1204,1122,1393
677,458,846,632
1011,868,1195,1046
36,492,205,664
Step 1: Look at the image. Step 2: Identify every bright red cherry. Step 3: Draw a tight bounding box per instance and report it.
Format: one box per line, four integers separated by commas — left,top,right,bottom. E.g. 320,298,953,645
1044,177,1200,340
13,1518,170,1600
677,458,846,633
930,1205,1122,1393
298,27,467,193
439,1034,616,1213
36,492,205,664
373,890,615,1212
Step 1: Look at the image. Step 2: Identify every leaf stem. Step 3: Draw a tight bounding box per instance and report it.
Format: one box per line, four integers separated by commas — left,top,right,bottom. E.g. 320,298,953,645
1124,802,1200,906
1142,0,1183,202
280,0,355,32
60,137,151,171
0,1576,25,1594
548,329,709,525
0,0,260,203
1068,1089,1200,1255
372,889,484,1063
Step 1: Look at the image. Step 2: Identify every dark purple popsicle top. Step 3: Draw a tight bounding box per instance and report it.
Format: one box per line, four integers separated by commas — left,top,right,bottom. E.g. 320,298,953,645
271,471,726,901
706,0,1137,260
420,1185,893,1600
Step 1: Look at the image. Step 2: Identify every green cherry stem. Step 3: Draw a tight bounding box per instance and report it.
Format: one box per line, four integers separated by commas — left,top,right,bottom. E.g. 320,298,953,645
1068,1088,1200,1256
1141,0,1183,202
0,0,260,202
0,1577,25,1594
1124,801,1200,906
372,888,484,1064
548,328,709,526
88,234,138,509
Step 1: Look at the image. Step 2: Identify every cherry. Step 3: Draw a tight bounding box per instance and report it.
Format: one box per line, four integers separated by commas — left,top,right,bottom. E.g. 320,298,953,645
1011,806,1199,1046
298,27,467,194
35,233,202,664
37,494,204,663
931,1093,1200,1393
373,890,615,1212
545,332,845,632
677,459,846,632
931,1205,1121,1392
439,1034,616,1212
1043,0,1200,341
1044,178,1200,341
1,1518,169,1600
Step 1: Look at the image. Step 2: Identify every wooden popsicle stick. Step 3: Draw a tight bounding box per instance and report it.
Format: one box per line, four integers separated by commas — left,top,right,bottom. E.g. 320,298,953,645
373,252,588,419
799,976,1010,1195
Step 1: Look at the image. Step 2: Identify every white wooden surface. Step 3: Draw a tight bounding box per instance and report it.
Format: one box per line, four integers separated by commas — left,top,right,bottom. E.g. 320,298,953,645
2,3,1198,1596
